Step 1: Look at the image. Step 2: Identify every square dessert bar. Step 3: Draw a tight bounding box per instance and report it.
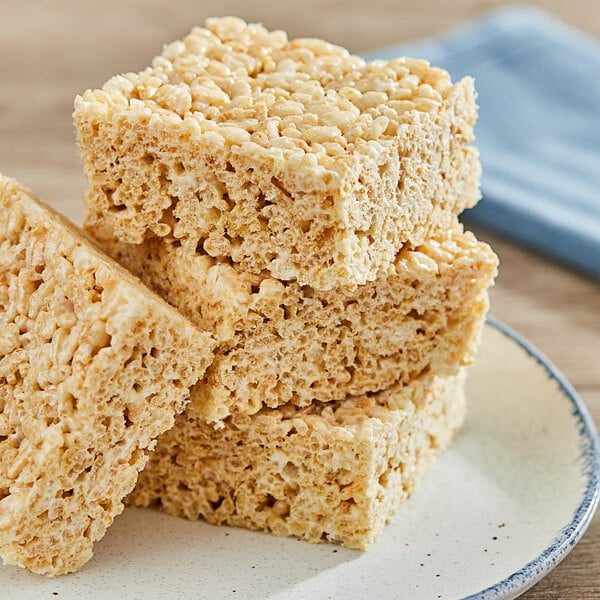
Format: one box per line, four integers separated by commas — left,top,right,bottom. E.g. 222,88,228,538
94,224,497,423
128,370,466,550
0,176,215,575
75,17,481,291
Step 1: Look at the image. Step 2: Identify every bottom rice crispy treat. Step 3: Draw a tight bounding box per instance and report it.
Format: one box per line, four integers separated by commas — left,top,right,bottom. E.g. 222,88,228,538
128,370,466,550
0,175,216,576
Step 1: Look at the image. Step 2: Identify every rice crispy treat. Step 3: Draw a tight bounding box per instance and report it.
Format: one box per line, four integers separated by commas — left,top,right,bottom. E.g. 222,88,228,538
74,17,481,291
93,224,497,423
128,370,466,550
0,175,216,576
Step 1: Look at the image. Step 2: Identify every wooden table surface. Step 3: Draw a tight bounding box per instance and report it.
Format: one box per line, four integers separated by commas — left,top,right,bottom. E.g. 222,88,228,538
2,1,598,597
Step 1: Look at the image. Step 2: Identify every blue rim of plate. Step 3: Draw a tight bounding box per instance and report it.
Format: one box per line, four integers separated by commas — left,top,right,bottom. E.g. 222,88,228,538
463,316,600,600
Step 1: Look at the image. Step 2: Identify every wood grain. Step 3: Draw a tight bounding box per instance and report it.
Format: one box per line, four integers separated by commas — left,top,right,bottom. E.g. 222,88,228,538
1,1,598,597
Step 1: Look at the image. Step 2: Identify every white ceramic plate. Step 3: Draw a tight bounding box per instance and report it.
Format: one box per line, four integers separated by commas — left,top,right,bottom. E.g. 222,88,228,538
2,318,599,599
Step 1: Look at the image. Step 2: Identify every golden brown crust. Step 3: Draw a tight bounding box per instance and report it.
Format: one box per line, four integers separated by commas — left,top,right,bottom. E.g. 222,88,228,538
0,175,216,575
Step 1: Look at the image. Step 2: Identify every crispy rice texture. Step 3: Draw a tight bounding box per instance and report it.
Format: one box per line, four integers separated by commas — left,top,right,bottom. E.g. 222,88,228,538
75,16,481,291
93,223,497,423
0,175,215,576
128,370,466,550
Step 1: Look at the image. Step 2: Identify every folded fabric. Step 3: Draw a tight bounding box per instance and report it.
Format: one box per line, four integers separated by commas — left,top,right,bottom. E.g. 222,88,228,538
364,5,600,279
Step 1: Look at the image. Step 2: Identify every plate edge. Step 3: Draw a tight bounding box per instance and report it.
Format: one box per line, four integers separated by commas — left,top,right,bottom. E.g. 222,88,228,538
462,316,600,600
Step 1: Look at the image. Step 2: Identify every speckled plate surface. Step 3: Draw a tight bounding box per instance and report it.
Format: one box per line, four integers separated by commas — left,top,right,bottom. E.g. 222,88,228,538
2,318,599,599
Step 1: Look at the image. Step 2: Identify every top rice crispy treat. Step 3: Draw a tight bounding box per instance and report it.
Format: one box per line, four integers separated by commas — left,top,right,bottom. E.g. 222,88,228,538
74,17,481,291
0,175,216,576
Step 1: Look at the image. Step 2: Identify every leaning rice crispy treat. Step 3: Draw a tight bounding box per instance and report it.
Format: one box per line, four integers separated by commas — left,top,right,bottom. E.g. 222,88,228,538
128,370,466,550
75,17,481,291
94,223,497,423
0,175,216,576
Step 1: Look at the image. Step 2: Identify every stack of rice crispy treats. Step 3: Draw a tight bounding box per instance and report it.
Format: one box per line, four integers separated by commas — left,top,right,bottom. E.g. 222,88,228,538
0,17,497,576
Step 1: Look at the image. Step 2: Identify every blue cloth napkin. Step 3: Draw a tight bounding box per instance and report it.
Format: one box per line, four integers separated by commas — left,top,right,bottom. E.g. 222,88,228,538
364,5,600,279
